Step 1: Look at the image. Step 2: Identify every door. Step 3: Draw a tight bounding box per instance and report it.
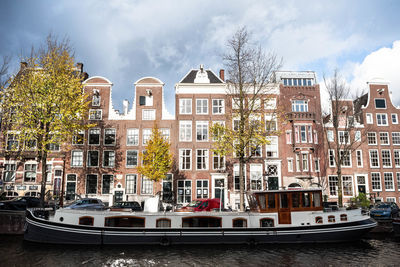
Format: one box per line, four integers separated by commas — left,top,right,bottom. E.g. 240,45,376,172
278,193,291,224
214,178,225,209
162,174,173,203
268,177,279,190
114,190,123,202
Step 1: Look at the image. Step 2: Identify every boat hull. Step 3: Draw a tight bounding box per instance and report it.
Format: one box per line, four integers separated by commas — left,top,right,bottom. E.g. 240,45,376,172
393,219,400,237
24,211,377,245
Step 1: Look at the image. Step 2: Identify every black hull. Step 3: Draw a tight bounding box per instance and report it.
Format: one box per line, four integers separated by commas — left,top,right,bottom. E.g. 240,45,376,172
393,220,400,237
24,211,377,245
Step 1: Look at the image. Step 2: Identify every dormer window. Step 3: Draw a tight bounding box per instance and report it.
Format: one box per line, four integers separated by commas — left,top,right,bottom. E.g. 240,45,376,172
375,99,386,109
292,100,308,112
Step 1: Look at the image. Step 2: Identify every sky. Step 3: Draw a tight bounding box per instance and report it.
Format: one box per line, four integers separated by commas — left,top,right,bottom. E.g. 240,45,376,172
1,0,400,114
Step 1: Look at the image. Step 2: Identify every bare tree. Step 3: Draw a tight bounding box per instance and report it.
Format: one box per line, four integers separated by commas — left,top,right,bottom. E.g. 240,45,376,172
323,70,367,207
211,27,282,211
0,56,11,89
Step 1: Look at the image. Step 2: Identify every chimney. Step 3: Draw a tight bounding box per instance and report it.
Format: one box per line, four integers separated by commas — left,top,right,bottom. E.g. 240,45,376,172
123,99,129,115
20,62,28,69
219,69,225,81
76,63,83,73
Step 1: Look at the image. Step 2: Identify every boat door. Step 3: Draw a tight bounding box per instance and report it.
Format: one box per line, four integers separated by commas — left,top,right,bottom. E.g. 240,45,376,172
278,192,291,224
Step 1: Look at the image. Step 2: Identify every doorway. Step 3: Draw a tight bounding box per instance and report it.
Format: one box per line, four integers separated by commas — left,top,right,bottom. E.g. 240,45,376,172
278,192,291,224
114,190,124,202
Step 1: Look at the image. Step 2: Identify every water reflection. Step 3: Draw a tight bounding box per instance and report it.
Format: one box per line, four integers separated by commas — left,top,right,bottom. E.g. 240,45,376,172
1,235,399,266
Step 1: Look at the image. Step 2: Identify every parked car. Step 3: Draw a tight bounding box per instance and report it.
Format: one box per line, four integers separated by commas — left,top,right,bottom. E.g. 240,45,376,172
111,201,143,211
64,198,105,210
0,196,41,210
176,199,221,212
370,202,399,219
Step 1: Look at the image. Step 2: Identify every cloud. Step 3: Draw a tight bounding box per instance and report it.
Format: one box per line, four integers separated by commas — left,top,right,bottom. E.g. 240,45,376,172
350,41,400,106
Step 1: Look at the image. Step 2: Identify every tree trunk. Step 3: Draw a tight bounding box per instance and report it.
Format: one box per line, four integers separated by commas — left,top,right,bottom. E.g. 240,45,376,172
40,151,47,208
239,159,245,211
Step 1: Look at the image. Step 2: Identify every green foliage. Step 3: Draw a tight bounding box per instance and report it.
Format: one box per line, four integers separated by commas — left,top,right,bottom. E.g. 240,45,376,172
350,193,371,209
137,125,172,182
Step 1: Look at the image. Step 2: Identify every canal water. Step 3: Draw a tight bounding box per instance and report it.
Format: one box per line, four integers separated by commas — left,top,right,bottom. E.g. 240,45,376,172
1,235,399,266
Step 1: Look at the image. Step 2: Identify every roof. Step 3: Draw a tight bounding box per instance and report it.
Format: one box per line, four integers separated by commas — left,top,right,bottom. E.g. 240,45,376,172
180,69,224,84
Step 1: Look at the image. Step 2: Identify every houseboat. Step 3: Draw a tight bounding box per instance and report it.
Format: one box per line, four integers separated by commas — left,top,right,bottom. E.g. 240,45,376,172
24,189,377,245
393,218,400,237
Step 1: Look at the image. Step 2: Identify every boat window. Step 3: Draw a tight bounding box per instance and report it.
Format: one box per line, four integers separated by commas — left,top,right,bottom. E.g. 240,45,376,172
232,218,247,228
312,192,321,207
280,193,288,208
182,217,221,227
302,192,311,207
315,216,323,224
79,216,94,226
260,218,274,227
340,214,348,222
292,192,300,208
258,194,266,209
156,218,171,228
328,215,335,223
267,194,276,209
105,216,145,227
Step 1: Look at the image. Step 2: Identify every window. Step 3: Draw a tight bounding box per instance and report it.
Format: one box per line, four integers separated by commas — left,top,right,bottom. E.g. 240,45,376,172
212,99,224,114
233,218,247,228
392,114,398,124
127,129,139,146
286,131,292,144
105,217,145,227
380,132,389,145
266,136,278,158
179,149,191,170
250,164,262,190
367,132,377,145
343,176,353,196
102,174,112,194
369,150,379,168
161,128,170,142
196,149,209,170
387,197,396,203
315,158,320,172
196,99,208,114
142,109,155,120
86,174,97,194
87,151,99,167
397,173,400,191
92,93,100,106
25,139,37,150
72,130,84,145
392,132,400,145
103,151,115,167
339,131,350,144
328,216,336,223
340,150,351,167
213,152,225,170
234,164,246,191
182,217,221,228
3,164,16,182
384,173,394,191
264,98,276,109
308,126,313,143
232,97,242,109
126,150,138,167
156,218,171,228
104,129,116,145
300,125,307,142
329,150,335,167
177,180,191,204
71,151,83,167
142,129,151,145
394,150,400,167
375,99,386,109
141,176,153,194
355,131,361,142
292,100,308,112
196,180,209,199
196,121,208,141
265,114,277,132
126,174,137,194
314,130,318,144
371,173,381,191
376,113,388,126
260,218,274,227
89,109,102,120
233,118,240,131
329,176,338,196
356,150,363,167
302,153,309,171
179,99,192,114
88,129,100,145
366,113,373,124
250,143,262,157
382,150,392,167
6,134,19,150
327,130,334,142
179,121,192,142
79,217,94,226
315,217,323,224
340,214,348,222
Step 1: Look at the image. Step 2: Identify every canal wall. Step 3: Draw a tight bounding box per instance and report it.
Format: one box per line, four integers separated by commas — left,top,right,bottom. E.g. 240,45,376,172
0,210,25,235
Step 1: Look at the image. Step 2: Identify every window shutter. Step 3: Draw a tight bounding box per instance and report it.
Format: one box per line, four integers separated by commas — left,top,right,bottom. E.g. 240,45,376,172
139,96,146,106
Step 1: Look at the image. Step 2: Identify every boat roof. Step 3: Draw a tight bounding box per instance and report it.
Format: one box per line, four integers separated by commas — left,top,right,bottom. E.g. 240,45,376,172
252,188,322,194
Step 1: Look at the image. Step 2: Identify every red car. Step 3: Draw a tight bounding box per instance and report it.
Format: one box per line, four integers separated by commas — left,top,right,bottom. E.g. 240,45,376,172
177,198,221,212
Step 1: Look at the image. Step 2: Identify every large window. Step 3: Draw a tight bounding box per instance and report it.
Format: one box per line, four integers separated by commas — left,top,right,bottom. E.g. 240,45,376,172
196,99,208,114
328,176,338,196
89,109,102,120
250,164,262,190
384,173,394,191
179,121,192,142
88,129,100,145
266,136,278,158
339,131,350,144
103,151,115,167
179,99,192,114
302,153,309,171
141,176,153,195
380,132,389,145
87,151,99,167
104,128,116,145
329,149,335,167
234,164,246,191
213,152,225,170
340,150,351,167
142,109,155,120
394,150,400,167
72,130,84,145
212,99,224,114
142,129,151,145
3,163,16,182
177,180,191,204
182,217,221,228
179,149,191,170
292,100,308,112
127,128,139,146
375,99,386,109
196,149,209,170
367,132,377,145
356,150,363,167
71,150,83,167
376,113,388,126
126,174,137,194
126,150,138,167
86,174,97,194
6,134,19,150
102,175,112,194
371,173,381,191
369,150,379,168
382,150,392,167
343,176,353,196
392,132,400,145
196,180,209,199
196,121,208,141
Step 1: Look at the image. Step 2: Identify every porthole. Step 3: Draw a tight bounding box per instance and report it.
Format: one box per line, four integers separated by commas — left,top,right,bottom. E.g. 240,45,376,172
60,217,64,222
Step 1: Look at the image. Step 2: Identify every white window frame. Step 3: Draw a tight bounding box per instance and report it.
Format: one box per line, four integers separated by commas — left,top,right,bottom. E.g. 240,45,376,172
384,172,395,191
250,164,263,191
391,113,398,124
179,149,191,170
71,150,83,167
89,109,102,120
392,132,400,145
366,113,373,124
212,99,225,114
142,128,152,145
356,150,363,168
196,99,208,115
88,128,100,146
179,99,192,114
87,150,99,167
367,132,377,145
179,121,192,142
127,128,139,146
380,132,390,145
126,150,138,168
369,149,380,168
142,109,155,120
104,128,116,146
287,158,294,172
196,121,209,142
125,174,137,194
103,150,115,168
196,149,209,170
371,172,382,191
381,149,392,168
329,149,335,167
376,113,388,126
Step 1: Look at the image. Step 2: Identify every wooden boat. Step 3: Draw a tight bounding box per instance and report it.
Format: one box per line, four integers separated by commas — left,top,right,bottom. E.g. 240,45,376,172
24,189,376,245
